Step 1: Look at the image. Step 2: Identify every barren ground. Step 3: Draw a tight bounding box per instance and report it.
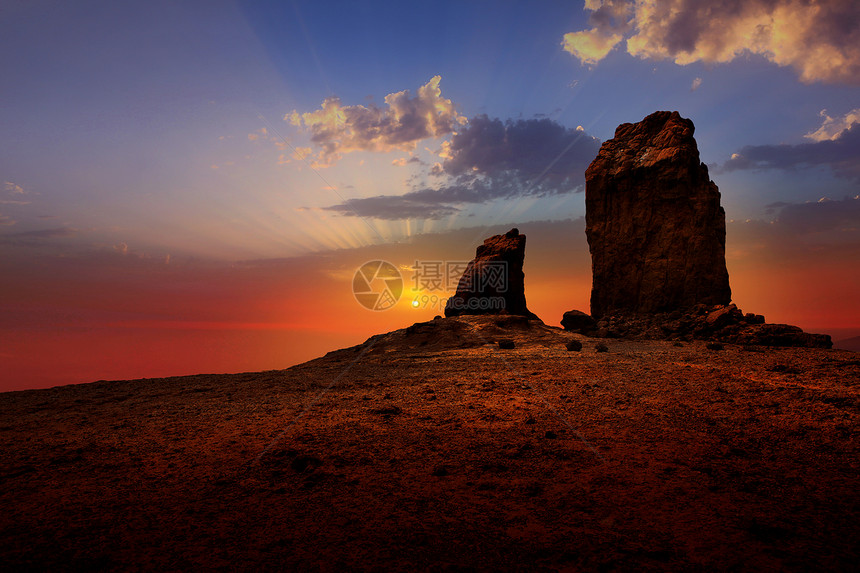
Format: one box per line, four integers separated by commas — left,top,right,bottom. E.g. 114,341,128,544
1,316,858,571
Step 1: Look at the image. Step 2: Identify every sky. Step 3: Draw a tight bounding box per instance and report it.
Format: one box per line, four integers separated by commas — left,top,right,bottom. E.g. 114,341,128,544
1,0,859,391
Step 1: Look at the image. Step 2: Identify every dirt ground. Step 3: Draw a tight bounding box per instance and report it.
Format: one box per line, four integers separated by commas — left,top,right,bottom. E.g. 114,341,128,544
1,316,858,571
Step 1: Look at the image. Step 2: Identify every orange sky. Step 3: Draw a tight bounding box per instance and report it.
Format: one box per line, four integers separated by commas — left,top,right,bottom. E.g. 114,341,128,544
2,219,857,392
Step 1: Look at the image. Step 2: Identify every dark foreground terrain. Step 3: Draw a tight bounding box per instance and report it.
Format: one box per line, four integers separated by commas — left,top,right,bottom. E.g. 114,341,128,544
1,316,858,571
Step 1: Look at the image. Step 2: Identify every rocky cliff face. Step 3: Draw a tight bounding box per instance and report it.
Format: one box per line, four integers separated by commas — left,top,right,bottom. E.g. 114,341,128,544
572,110,830,348
585,111,731,317
444,228,536,318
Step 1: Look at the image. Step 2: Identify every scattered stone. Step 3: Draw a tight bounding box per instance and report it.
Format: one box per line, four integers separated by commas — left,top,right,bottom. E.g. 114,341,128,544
582,306,831,348
291,455,323,473
431,465,449,477
585,111,731,317
560,310,597,333
445,228,537,318
595,342,609,353
706,305,741,329
767,364,801,375
706,342,724,351
565,339,583,352
498,340,515,349
372,406,402,416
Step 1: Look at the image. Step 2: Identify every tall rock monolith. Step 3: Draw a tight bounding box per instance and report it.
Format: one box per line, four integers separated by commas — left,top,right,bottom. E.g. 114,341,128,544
585,111,731,317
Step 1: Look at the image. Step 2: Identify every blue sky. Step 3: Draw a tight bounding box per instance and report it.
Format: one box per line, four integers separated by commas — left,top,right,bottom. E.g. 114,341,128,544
2,0,858,258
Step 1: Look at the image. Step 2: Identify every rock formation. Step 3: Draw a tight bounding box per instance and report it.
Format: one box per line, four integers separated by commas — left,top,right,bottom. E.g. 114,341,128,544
585,304,831,348
444,228,536,318
585,110,731,317
570,110,831,349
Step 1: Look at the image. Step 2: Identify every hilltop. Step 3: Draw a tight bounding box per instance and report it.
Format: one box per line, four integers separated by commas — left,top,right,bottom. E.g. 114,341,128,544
1,316,858,570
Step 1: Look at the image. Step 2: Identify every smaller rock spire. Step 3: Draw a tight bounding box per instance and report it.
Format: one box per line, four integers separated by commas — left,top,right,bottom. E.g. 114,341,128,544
444,228,537,318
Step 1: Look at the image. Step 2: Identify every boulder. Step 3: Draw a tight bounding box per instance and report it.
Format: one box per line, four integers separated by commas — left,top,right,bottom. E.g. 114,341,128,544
705,304,742,330
444,228,537,318
585,111,731,317
581,304,831,348
560,310,597,333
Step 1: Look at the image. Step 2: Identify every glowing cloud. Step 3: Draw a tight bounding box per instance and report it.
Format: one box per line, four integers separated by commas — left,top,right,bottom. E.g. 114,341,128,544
564,0,860,84
562,29,623,65
805,108,860,142
723,111,860,182
287,76,465,166
4,181,26,195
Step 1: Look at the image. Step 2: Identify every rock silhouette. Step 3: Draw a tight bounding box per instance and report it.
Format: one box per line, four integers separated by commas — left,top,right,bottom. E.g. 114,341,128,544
444,228,536,318
585,110,731,317
589,303,832,348
577,111,830,349
445,229,537,318
560,309,597,334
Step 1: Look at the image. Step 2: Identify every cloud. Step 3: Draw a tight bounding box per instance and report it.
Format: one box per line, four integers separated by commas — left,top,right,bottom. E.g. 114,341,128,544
564,0,860,84
722,120,860,182
322,194,461,220
691,77,702,91
2,181,30,204
772,195,860,235
4,181,26,195
287,76,465,167
562,29,624,65
561,0,633,64
0,213,15,226
443,115,601,185
323,116,601,220
0,227,77,246
805,108,860,142
391,156,423,167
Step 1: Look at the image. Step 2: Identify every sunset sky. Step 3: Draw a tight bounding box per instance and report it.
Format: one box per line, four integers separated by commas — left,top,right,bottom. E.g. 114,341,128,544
2,0,859,391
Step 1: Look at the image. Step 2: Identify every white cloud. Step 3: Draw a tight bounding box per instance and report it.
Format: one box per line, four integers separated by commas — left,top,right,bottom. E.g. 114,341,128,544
562,29,623,65
4,181,26,195
287,76,465,167
564,0,860,84
805,108,860,142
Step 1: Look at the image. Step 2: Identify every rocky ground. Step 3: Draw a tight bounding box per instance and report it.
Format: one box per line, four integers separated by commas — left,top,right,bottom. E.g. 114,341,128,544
1,316,858,571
